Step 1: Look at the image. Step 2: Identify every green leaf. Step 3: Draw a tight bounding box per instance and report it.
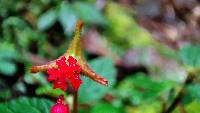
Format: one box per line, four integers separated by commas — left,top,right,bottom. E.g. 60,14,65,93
0,97,53,113
36,84,67,97
74,2,108,25
116,73,173,105
179,45,200,67
2,17,28,29
58,3,78,36
91,101,123,113
24,73,47,85
79,57,117,103
37,9,57,30
0,59,16,76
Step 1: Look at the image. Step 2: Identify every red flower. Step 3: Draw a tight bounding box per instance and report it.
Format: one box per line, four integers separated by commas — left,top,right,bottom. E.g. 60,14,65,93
31,20,108,86
47,56,82,91
51,95,70,113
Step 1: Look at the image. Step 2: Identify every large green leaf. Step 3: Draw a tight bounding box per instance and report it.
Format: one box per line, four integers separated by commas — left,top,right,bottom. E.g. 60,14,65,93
0,97,53,113
179,45,200,68
79,57,117,103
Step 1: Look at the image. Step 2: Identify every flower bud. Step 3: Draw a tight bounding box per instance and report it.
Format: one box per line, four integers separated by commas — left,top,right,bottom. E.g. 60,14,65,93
51,95,70,113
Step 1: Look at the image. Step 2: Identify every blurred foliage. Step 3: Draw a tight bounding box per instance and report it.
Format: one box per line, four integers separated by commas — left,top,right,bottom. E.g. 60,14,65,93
105,2,152,49
116,73,174,105
179,45,200,68
0,0,200,113
79,57,116,103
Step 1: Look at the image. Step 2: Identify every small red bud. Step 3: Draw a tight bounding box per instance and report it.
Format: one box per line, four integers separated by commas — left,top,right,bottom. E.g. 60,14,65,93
51,95,70,113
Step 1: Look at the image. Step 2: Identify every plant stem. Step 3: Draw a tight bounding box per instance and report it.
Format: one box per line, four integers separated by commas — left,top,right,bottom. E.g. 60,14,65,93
73,91,78,113
163,73,195,113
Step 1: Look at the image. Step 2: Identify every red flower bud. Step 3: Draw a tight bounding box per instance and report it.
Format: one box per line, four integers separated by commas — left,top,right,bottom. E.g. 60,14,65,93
51,95,70,113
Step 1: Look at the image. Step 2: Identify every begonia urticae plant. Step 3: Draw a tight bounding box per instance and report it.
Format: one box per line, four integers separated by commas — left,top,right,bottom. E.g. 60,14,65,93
30,20,108,113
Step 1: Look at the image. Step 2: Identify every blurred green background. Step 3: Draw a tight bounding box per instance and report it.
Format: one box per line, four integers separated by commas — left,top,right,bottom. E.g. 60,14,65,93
1,0,200,113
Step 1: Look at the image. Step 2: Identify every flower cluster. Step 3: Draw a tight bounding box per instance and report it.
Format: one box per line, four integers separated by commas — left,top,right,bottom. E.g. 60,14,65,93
47,56,82,91
51,95,70,113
